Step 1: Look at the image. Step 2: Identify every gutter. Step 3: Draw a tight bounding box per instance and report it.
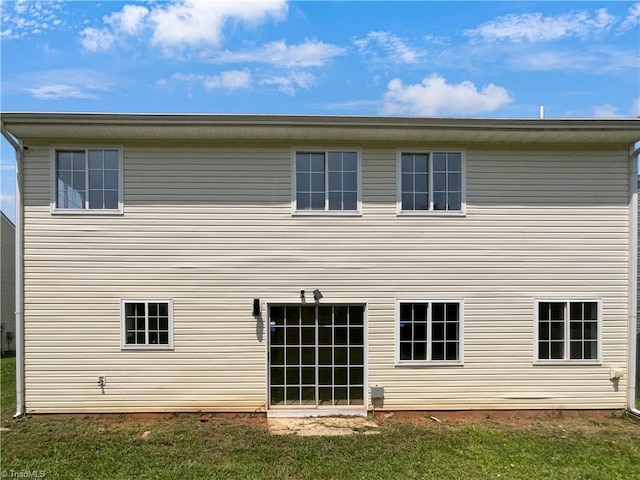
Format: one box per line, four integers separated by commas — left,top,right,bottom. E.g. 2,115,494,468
629,143,640,416
2,111,639,127
2,113,639,146
1,122,24,418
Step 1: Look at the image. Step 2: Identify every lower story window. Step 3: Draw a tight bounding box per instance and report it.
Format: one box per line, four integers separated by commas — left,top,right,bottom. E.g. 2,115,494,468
121,300,173,349
536,300,600,362
397,300,463,364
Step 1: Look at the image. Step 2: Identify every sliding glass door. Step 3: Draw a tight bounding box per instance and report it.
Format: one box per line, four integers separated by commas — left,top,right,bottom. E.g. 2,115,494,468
268,305,365,408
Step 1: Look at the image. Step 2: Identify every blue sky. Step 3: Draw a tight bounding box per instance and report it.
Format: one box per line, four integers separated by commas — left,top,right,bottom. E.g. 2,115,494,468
1,0,639,221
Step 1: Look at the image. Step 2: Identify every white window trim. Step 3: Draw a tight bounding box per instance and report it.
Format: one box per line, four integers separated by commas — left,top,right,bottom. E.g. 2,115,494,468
396,148,466,217
395,299,464,366
291,147,363,216
120,299,174,350
533,298,602,365
50,145,124,215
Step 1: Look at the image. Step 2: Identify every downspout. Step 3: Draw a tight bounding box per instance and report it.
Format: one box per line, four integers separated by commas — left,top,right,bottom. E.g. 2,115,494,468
1,123,24,418
628,143,640,416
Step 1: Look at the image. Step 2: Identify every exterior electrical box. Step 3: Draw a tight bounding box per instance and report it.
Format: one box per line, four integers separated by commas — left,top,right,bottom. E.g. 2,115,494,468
371,386,384,400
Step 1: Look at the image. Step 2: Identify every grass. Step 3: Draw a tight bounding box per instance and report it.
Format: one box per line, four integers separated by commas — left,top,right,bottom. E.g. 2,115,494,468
1,358,640,480
1,354,16,420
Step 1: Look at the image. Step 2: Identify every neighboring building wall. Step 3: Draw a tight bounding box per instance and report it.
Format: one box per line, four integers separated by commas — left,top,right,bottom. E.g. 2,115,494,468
1,211,16,354
21,142,630,413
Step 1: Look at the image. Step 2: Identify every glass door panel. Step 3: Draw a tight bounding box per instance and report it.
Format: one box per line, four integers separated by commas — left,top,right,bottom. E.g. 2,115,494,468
269,304,365,408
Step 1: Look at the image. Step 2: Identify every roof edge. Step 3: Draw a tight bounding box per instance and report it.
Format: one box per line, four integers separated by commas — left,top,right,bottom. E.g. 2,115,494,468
2,111,639,130
3,112,638,145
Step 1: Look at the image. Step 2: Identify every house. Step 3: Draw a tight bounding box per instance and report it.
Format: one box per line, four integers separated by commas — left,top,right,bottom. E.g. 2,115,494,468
1,112,639,416
1,211,15,356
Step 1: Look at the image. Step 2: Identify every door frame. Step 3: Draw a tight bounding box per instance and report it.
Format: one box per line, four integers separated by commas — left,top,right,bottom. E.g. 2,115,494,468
265,302,368,416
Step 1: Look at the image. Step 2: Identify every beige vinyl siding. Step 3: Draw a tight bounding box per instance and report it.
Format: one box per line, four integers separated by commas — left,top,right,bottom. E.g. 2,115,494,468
21,142,630,413
1,212,16,354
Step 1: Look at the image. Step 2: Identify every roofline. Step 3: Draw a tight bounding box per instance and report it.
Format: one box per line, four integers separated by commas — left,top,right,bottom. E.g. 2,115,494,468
3,112,638,146
2,111,639,129
1,210,15,228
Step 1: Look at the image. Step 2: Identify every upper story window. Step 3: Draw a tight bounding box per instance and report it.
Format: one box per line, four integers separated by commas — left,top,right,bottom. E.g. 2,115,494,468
397,150,465,215
293,149,361,214
52,147,123,214
535,300,601,363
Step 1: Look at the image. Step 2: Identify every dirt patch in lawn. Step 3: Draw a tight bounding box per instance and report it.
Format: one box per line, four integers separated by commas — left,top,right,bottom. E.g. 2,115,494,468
268,416,379,436
29,409,640,437
374,409,640,436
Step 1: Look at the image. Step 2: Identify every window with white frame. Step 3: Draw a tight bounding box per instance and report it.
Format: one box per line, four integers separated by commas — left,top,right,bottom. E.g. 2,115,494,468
121,300,173,349
397,300,462,364
398,151,464,213
536,300,600,362
53,148,122,212
293,150,360,213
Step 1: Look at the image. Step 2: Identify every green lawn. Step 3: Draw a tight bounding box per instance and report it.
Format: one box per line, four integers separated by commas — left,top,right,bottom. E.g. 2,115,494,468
1,357,640,480
1,355,16,420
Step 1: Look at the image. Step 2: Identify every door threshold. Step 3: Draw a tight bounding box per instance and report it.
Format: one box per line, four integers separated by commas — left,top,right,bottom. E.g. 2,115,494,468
267,408,367,418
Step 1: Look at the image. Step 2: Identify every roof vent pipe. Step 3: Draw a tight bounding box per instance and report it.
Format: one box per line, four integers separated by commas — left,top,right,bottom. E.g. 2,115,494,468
539,106,545,119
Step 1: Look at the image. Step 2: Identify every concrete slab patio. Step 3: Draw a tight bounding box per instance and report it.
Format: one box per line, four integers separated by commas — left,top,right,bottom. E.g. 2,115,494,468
268,416,380,436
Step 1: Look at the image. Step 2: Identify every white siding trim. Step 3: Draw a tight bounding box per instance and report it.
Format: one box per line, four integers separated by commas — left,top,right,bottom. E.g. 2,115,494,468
628,152,639,412
50,145,124,215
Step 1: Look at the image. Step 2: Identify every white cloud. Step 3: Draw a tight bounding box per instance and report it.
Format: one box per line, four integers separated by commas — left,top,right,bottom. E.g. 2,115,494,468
466,8,617,43
423,34,449,46
512,47,639,73
20,69,113,100
319,99,380,113
171,67,317,95
79,27,115,53
106,4,149,35
355,31,424,64
633,98,640,117
593,104,622,118
172,70,252,90
381,74,513,116
80,0,288,54
25,84,98,100
214,39,345,68
206,70,251,89
260,72,315,95
263,39,344,67
1,0,65,40
14,0,28,15
592,98,640,118
149,0,287,49
619,3,640,31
